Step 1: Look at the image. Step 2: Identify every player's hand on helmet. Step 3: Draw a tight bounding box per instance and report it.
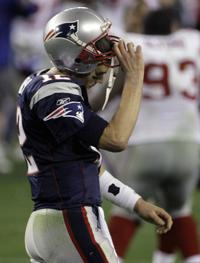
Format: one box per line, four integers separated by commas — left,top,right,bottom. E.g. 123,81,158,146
113,40,144,79
134,198,173,234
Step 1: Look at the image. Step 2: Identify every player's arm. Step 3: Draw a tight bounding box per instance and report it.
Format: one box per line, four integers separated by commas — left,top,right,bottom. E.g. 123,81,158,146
89,68,124,113
99,167,173,234
98,40,144,152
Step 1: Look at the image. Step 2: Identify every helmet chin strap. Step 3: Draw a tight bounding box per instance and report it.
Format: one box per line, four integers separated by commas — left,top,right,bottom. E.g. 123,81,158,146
102,57,117,110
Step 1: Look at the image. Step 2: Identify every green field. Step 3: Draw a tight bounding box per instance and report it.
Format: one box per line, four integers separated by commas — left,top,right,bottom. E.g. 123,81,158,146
0,160,199,263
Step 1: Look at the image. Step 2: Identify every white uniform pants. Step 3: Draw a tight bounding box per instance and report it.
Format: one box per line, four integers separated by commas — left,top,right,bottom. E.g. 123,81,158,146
25,206,119,263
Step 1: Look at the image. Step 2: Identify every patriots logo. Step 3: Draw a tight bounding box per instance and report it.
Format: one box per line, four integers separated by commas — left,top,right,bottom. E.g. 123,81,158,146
43,101,84,123
44,21,79,41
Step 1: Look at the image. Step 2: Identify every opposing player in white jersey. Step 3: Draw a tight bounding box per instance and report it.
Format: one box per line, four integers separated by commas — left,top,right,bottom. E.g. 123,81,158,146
101,7,200,263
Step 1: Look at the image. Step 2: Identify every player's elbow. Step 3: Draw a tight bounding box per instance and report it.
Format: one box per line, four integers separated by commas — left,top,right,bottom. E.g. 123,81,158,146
99,130,128,152
101,141,127,152
109,140,128,152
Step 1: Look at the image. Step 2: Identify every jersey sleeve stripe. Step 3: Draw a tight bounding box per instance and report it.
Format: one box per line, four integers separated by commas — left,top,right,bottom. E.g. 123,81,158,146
30,82,83,109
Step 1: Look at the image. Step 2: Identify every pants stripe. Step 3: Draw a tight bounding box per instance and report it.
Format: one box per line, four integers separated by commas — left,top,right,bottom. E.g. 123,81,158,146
81,207,109,263
62,209,88,262
62,206,109,263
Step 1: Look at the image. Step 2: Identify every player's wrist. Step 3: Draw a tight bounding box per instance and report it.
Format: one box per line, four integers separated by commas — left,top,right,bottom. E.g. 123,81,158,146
100,170,141,211
133,198,146,214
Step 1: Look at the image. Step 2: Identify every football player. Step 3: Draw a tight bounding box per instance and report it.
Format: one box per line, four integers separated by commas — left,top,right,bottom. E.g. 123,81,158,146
102,7,200,263
16,6,173,263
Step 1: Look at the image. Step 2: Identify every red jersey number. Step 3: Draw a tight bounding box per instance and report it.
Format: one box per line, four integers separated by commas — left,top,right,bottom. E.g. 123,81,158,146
143,60,198,100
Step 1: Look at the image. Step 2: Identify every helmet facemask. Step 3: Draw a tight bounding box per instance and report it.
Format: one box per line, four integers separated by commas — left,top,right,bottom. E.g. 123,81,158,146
76,33,120,68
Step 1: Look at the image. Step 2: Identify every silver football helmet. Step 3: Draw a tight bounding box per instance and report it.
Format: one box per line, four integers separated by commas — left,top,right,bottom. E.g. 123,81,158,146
44,7,119,74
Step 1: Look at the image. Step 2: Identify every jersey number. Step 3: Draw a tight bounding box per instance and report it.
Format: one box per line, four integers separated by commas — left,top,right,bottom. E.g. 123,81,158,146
16,106,39,175
143,60,198,100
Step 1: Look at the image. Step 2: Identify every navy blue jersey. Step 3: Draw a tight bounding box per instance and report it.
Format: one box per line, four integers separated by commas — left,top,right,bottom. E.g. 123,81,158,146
16,69,108,210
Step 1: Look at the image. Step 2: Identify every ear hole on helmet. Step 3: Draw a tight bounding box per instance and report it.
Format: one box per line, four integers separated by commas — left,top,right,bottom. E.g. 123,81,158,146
76,50,96,64
75,58,81,63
